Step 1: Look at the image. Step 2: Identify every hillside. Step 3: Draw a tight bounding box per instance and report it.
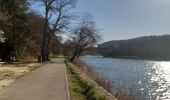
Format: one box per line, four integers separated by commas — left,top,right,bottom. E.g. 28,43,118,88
97,35,170,60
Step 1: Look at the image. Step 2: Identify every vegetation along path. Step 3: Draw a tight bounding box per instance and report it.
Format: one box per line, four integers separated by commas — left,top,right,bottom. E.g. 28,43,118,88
0,58,68,100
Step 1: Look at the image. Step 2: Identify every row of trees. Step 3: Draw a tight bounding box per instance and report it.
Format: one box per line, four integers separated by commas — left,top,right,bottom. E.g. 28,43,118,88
0,0,30,60
0,0,101,62
33,0,77,61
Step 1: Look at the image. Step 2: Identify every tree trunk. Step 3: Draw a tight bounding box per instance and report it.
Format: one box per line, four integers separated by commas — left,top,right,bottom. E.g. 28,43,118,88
70,45,79,62
41,45,47,61
41,30,48,61
46,34,53,61
41,1,49,61
70,54,76,62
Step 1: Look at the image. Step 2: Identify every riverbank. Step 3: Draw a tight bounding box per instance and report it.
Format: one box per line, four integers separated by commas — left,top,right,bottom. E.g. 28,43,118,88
65,59,116,100
79,56,143,100
103,56,170,61
73,58,113,93
0,60,43,91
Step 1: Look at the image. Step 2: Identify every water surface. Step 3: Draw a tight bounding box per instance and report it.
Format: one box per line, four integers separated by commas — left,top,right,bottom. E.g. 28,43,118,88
80,56,170,100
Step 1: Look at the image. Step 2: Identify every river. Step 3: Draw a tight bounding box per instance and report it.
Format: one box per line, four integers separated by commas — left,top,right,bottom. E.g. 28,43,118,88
80,56,170,100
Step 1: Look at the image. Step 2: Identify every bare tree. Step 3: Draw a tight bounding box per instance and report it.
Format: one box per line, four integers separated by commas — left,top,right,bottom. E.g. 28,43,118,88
33,0,77,61
70,13,101,62
63,39,74,56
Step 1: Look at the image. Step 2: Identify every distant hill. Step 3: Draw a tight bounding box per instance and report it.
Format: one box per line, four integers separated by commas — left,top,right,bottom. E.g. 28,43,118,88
97,35,170,60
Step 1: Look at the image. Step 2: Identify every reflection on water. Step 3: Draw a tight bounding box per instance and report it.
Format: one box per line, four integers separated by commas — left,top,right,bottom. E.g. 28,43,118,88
80,56,170,100
150,62,170,99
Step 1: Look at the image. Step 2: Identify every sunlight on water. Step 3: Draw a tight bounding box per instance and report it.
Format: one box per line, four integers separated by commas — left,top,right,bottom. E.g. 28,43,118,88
149,62,170,99
80,56,170,100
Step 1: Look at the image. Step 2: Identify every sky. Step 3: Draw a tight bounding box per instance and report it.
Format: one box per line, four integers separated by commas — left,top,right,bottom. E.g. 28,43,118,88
31,0,170,42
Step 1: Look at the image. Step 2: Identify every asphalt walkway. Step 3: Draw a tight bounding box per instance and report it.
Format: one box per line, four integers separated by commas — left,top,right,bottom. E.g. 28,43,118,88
0,58,68,100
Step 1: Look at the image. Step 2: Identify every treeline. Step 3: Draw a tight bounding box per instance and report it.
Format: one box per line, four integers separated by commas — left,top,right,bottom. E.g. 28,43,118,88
0,0,101,62
98,35,170,60
0,0,67,61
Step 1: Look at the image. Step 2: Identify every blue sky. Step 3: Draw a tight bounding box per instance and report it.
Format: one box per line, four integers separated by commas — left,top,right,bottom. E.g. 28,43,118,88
31,0,170,42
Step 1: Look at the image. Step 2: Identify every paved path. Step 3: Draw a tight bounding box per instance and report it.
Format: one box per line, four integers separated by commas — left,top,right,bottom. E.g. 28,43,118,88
0,58,68,100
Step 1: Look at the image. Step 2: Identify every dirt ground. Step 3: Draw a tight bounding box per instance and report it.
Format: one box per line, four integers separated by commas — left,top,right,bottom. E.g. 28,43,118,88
0,62,42,91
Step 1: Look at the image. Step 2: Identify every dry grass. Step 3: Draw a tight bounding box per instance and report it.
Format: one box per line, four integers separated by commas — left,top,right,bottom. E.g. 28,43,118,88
114,89,137,100
73,58,140,100
73,58,113,93
65,60,107,100
0,61,43,91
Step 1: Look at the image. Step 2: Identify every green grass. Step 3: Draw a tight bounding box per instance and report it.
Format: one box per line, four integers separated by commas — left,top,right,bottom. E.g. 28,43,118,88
65,60,107,100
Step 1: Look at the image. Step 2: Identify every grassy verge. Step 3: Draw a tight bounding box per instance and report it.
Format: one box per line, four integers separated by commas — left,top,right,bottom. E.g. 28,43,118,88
73,58,113,93
65,60,107,100
72,58,139,100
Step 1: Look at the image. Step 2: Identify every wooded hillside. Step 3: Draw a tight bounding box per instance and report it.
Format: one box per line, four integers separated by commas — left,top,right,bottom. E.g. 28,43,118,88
98,35,170,60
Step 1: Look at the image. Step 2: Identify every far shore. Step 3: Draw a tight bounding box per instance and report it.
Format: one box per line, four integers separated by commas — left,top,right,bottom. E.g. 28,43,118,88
102,56,170,61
